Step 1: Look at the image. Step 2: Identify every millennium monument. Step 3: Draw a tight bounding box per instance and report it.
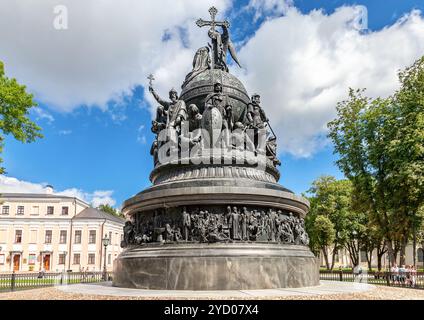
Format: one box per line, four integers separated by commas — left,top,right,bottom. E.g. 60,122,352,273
113,7,319,290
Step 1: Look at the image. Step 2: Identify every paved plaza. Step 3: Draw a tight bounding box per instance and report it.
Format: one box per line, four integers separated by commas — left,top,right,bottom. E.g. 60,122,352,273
1,281,424,300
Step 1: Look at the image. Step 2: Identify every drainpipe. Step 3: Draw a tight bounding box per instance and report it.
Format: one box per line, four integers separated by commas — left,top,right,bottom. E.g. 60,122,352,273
68,197,76,271
100,219,106,272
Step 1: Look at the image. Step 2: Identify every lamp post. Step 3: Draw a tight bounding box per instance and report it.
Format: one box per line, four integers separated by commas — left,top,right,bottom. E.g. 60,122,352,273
62,251,67,273
102,235,110,281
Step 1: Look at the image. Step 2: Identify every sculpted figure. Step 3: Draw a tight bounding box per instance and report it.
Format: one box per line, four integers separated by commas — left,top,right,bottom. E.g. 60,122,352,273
266,136,281,167
204,82,234,143
150,87,187,131
183,46,211,86
164,223,174,243
182,207,191,241
208,24,242,71
151,105,167,134
150,140,159,166
229,206,240,240
240,207,248,240
231,122,255,152
247,94,267,130
188,104,203,131
122,220,135,247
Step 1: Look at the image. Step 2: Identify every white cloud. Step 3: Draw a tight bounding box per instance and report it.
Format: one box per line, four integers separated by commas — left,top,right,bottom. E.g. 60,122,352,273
58,129,72,135
235,7,424,157
31,107,55,123
3,2,424,158
0,175,47,193
246,0,293,21
0,175,116,208
0,0,230,112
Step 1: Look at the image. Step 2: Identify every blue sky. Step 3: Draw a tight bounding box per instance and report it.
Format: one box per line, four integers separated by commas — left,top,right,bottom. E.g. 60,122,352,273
2,0,424,208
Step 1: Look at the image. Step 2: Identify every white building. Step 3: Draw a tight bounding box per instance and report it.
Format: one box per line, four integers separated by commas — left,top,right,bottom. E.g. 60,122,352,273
0,192,125,272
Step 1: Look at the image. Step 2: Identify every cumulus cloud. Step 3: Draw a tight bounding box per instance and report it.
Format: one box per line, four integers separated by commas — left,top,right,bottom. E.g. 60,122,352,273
31,107,55,123
235,7,424,157
2,2,424,157
246,0,293,21
0,0,230,112
0,175,116,207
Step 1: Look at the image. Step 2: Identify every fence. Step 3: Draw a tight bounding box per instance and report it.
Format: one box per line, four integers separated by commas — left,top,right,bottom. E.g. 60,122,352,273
0,271,113,292
320,270,424,289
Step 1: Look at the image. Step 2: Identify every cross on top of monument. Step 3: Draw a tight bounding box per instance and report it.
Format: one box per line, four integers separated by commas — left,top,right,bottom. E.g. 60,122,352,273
196,6,230,31
147,74,155,87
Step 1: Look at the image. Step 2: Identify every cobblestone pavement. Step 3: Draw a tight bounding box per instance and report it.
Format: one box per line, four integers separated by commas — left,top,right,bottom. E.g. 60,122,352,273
1,285,424,300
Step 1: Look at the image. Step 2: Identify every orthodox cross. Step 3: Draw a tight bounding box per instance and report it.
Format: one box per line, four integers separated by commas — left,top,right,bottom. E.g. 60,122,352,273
147,73,155,87
196,7,230,69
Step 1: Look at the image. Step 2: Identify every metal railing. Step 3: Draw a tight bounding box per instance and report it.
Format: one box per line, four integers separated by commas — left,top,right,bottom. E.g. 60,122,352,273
0,271,113,292
320,270,424,289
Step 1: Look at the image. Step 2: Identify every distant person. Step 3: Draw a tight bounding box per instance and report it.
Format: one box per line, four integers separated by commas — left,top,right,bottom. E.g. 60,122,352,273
410,265,417,288
391,264,399,284
399,265,406,285
353,264,363,282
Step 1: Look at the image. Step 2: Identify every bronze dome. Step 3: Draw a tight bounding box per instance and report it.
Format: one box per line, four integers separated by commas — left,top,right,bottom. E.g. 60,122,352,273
180,69,250,124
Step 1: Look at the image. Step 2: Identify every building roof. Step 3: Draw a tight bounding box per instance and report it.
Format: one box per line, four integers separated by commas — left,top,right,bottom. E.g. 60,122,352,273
0,193,90,206
73,207,125,224
1,193,74,199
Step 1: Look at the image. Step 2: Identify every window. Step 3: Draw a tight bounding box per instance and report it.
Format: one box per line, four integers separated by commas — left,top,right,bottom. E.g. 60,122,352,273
2,206,9,215
45,230,52,244
28,254,36,265
17,206,24,215
15,230,22,243
108,254,111,265
418,248,424,263
73,254,80,265
47,206,54,215
89,230,96,244
31,206,39,215
115,233,118,245
61,206,69,215
0,254,4,265
74,230,82,244
58,253,66,265
88,254,95,265
59,230,67,244
109,232,112,244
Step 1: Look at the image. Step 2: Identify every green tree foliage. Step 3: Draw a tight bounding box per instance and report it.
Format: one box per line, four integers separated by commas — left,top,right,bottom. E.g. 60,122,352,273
0,61,42,173
328,57,424,266
97,204,124,218
306,176,363,269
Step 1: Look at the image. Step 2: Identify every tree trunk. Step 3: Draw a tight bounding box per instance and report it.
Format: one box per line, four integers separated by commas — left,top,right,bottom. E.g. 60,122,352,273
366,250,373,271
399,239,407,266
385,239,395,267
322,247,330,270
413,229,417,267
376,243,387,271
346,240,359,267
330,244,338,271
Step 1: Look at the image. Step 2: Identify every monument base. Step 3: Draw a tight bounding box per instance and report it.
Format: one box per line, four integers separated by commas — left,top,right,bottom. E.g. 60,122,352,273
113,243,319,290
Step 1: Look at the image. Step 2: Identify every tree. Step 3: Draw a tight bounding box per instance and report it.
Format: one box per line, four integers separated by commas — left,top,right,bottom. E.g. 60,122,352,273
306,215,335,270
306,176,358,269
0,61,42,173
97,204,124,218
328,57,424,267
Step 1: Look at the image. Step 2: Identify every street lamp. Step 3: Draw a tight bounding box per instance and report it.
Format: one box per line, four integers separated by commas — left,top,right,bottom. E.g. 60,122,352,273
102,235,110,281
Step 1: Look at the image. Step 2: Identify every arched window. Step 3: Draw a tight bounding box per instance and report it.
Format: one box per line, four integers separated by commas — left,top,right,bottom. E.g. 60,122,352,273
418,248,424,263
